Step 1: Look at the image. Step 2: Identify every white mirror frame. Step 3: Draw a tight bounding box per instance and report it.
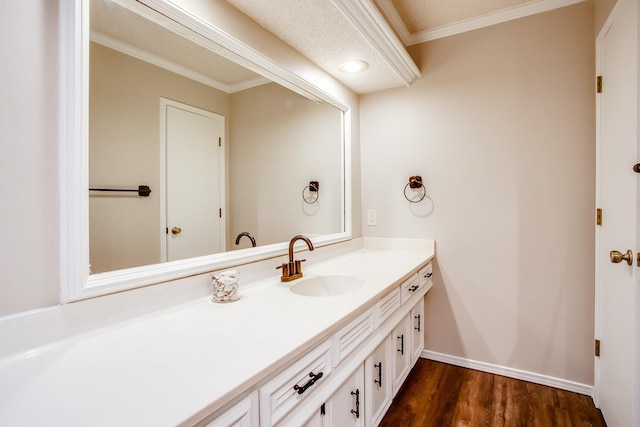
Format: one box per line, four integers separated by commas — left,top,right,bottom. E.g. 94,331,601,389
59,0,352,302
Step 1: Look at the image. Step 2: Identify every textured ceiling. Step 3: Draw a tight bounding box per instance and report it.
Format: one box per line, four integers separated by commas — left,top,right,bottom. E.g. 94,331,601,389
91,0,586,95
226,0,412,94
226,0,586,93
390,0,535,32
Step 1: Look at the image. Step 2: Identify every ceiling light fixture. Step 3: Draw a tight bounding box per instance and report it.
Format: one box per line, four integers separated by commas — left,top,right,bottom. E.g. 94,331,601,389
338,60,369,73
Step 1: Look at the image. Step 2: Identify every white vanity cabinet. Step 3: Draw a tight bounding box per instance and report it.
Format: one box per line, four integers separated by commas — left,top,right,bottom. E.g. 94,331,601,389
391,314,412,396
204,261,433,427
260,340,333,426
364,337,392,427
324,365,365,426
410,299,425,366
297,366,365,427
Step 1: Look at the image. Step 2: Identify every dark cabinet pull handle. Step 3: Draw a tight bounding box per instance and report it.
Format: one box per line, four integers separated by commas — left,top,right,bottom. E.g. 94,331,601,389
351,389,360,418
293,371,323,395
414,314,421,332
425,272,433,278
397,334,404,355
374,362,383,386
409,284,419,292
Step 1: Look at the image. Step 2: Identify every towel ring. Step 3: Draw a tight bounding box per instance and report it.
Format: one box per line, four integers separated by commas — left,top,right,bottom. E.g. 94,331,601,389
302,181,319,204
404,176,426,203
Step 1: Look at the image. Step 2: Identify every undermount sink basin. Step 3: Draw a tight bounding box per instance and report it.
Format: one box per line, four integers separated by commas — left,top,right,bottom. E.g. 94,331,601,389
289,275,365,297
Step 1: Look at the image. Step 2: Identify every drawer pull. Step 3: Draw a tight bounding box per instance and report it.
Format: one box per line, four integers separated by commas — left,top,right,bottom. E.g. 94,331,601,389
409,284,419,292
293,371,323,395
424,272,433,279
414,314,421,332
397,334,405,355
351,389,360,418
374,362,383,387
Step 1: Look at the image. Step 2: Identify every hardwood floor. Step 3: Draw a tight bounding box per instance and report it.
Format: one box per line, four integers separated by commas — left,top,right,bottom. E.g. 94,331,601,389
379,359,606,427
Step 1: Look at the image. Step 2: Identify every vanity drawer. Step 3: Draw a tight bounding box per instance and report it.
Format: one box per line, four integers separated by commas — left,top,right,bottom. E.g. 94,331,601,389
400,275,423,305
332,306,375,367
375,287,400,328
418,263,433,286
260,340,332,426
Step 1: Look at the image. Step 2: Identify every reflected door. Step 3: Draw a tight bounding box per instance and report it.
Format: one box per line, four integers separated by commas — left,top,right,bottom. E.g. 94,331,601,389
161,99,225,262
595,0,639,424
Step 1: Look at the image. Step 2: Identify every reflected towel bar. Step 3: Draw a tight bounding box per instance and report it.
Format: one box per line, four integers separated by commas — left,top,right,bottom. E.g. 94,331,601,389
89,185,151,197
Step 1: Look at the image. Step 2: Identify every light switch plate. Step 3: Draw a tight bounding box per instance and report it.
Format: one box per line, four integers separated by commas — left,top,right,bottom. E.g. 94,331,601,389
367,209,377,226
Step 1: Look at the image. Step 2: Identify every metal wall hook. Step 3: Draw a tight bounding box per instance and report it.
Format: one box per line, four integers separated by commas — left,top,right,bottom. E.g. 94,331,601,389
404,176,426,203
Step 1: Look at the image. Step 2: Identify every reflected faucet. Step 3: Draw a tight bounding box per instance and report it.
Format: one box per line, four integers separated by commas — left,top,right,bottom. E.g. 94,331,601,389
277,235,314,282
235,232,256,247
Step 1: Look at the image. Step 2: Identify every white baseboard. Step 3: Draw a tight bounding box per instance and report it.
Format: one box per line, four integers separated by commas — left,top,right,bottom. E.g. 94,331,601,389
421,350,594,397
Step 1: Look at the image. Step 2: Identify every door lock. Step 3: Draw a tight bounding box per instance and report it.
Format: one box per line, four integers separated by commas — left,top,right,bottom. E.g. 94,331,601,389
171,226,182,235
610,249,633,266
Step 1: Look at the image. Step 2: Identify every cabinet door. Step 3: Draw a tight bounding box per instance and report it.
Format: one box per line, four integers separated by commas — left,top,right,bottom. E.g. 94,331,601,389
410,298,425,366
326,366,364,427
301,407,325,427
365,337,392,427
392,315,411,396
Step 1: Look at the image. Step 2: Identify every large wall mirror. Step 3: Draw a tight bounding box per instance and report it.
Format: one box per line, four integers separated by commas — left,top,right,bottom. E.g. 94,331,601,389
61,0,352,301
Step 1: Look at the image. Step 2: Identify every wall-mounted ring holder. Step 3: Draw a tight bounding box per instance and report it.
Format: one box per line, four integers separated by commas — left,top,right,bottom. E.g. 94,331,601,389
302,180,319,204
404,175,426,203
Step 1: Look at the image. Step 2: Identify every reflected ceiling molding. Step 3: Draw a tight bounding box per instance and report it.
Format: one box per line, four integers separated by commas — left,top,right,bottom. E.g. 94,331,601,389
139,0,346,108
228,76,274,93
90,31,270,93
376,0,588,45
330,0,420,86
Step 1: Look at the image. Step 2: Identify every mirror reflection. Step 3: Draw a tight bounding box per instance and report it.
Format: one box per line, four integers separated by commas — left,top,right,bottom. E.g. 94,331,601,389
88,0,344,274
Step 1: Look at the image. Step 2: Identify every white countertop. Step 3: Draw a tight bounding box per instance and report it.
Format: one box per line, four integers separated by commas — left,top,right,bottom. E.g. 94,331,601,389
0,242,434,426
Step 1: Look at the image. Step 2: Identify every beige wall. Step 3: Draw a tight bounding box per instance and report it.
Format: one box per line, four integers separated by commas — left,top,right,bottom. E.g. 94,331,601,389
360,2,596,384
0,1,61,315
89,43,230,273
229,84,343,248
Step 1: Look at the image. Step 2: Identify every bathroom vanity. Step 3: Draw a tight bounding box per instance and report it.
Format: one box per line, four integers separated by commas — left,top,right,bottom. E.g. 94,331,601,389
0,238,434,426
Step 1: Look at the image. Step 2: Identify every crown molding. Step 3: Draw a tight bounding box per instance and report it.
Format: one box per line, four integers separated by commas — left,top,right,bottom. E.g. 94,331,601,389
377,0,588,45
372,0,412,45
331,0,420,86
90,31,269,93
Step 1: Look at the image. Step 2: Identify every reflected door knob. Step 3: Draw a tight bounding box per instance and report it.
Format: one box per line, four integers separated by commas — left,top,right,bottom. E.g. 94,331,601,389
171,226,182,235
610,249,633,266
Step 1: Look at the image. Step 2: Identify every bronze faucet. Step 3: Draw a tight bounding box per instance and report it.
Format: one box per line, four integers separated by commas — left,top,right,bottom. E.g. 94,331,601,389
278,235,314,282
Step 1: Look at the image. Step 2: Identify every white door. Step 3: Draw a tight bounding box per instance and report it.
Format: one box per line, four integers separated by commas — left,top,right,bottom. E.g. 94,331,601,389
595,0,639,425
160,99,225,262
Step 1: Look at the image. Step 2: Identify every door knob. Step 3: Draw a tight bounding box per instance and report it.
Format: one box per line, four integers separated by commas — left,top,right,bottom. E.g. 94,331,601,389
171,226,182,235
610,249,633,266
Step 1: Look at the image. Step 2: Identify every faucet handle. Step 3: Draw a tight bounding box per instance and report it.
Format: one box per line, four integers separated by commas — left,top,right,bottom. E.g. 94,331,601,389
294,259,307,275
277,262,290,277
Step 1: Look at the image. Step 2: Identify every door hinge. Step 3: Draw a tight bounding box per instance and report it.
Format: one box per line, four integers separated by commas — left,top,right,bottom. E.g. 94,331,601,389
320,403,325,416
165,227,168,235
596,208,602,226
596,75,602,93
219,208,222,218
218,137,222,147
595,339,601,357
